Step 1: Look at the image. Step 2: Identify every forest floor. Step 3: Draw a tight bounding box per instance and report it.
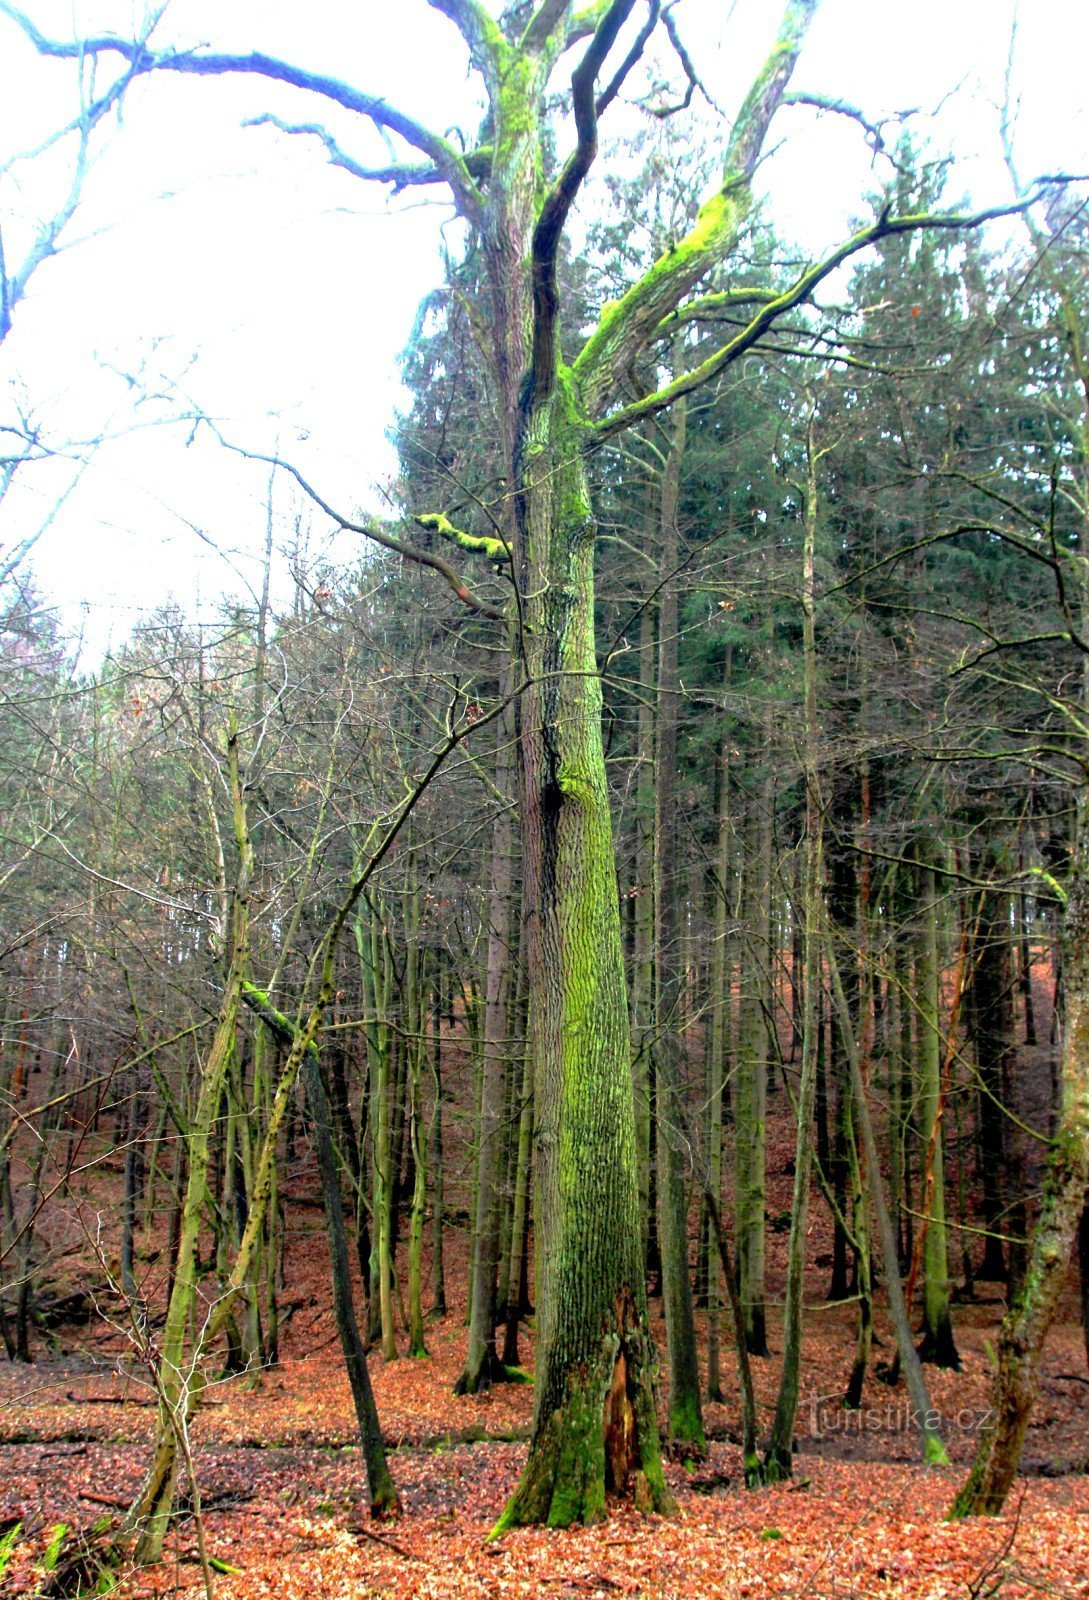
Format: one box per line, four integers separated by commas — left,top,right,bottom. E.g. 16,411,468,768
3,996,1088,1599
2,1192,1088,1600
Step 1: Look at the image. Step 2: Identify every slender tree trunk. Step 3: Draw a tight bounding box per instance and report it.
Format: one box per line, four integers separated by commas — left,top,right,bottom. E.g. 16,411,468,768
735,792,770,1357
632,596,658,1275
705,667,732,1403
653,379,704,1450
429,970,447,1320
458,658,517,1392
916,854,959,1368
766,410,823,1477
825,917,949,1466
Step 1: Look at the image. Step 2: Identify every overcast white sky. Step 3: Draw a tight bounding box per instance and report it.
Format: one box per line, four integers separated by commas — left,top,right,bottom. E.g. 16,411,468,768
1,0,1086,660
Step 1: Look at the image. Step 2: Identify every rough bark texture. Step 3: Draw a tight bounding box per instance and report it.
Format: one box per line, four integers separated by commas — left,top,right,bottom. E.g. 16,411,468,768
498,387,672,1531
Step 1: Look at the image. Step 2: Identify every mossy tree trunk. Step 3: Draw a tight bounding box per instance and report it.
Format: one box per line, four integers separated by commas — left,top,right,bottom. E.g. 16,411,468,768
127,723,253,1564
499,387,673,1530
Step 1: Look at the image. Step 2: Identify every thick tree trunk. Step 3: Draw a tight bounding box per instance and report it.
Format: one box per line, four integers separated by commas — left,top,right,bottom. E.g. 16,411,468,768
497,396,671,1532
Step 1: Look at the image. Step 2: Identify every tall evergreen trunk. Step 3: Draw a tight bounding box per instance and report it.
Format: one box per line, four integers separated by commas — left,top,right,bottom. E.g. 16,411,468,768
705,655,733,1405
916,854,959,1368
653,378,705,1450
458,660,517,1392
766,408,823,1478
632,595,658,1275
735,791,770,1356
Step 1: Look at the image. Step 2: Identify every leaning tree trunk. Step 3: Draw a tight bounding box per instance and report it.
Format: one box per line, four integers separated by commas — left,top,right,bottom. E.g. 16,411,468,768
242,982,397,1516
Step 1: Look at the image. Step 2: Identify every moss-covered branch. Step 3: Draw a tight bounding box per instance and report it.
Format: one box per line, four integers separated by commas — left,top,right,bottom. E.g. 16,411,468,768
209,437,507,622
593,196,1051,439
572,0,818,415
416,512,511,562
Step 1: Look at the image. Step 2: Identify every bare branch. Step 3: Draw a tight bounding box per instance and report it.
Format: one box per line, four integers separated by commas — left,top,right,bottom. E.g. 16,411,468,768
0,1,487,226
528,0,643,400
242,113,491,194
783,91,916,170
648,5,722,119
209,432,508,622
